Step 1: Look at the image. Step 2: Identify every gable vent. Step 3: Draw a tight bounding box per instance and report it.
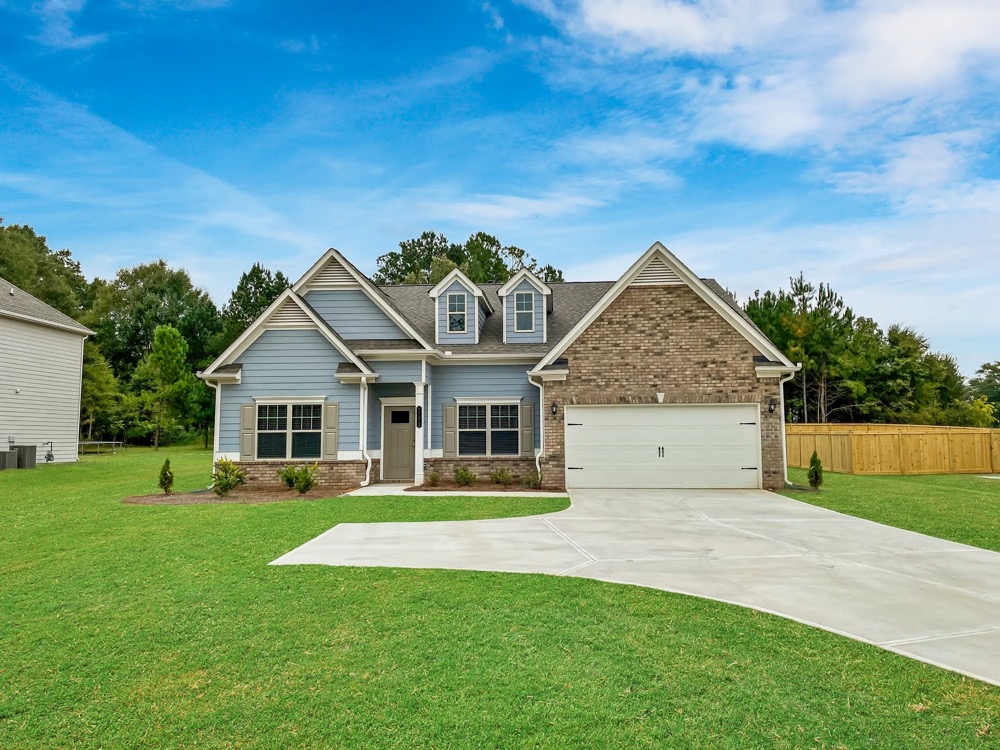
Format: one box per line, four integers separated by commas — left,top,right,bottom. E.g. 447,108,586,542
311,257,357,287
631,256,683,285
268,300,313,327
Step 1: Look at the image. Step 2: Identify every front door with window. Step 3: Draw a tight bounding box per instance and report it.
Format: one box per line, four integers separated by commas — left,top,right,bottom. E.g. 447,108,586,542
383,406,415,481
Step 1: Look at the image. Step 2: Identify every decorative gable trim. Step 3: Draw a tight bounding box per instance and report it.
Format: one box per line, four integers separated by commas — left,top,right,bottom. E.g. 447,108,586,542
531,242,797,374
200,289,375,379
631,256,683,286
292,247,433,349
497,268,552,298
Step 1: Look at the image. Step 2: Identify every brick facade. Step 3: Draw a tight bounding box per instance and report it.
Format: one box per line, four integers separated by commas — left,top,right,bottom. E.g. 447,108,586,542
538,285,786,491
424,456,539,484
236,458,380,490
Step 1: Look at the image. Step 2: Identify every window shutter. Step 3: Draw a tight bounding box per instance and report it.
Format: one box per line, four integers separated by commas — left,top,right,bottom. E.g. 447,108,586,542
324,403,339,459
443,404,457,457
520,402,534,457
239,404,255,461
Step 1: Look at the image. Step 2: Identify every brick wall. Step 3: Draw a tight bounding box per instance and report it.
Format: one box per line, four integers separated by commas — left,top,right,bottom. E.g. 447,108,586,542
236,458,380,490
539,285,786,491
424,457,539,484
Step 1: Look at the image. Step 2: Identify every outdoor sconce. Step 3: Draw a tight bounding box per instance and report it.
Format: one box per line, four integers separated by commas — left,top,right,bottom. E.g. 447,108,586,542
550,402,558,416
768,398,779,413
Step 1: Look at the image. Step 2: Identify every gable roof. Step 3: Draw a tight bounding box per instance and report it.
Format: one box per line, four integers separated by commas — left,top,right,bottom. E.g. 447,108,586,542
0,276,92,336
292,247,434,349
428,268,494,313
200,288,375,378
531,242,796,372
497,268,552,299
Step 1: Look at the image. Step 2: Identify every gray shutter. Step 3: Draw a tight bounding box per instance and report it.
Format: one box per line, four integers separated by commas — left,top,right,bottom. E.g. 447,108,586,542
443,404,457,457
521,402,534,457
324,403,339,459
239,404,256,460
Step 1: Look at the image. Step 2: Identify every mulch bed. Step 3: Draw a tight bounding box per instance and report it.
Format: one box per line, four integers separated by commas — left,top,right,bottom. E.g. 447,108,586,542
122,486,354,505
405,482,559,493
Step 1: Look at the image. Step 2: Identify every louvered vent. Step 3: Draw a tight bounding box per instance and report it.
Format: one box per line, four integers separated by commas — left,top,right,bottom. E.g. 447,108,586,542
268,300,312,327
311,258,356,286
632,256,682,285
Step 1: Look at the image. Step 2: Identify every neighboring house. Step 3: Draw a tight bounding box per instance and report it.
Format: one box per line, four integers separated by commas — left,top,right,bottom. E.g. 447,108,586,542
0,277,93,463
200,243,799,490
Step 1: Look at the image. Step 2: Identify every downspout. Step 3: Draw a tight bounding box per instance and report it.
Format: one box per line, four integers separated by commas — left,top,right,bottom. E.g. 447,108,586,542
360,377,372,486
779,368,799,487
528,375,544,478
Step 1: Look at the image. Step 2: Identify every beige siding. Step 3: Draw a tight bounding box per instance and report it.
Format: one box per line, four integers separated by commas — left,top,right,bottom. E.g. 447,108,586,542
0,316,85,463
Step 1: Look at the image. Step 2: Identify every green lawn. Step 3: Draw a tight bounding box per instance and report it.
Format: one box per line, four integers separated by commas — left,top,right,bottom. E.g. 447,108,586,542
784,468,1000,553
3,449,1000,748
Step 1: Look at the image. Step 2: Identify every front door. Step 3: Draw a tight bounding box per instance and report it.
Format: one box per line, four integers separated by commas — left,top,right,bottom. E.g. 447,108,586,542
383,406,415,481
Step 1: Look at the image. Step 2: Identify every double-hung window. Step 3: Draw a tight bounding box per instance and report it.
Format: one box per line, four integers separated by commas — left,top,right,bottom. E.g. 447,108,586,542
256,403,322,460
457,403,519,455
514,291,534,332
447,292,467,333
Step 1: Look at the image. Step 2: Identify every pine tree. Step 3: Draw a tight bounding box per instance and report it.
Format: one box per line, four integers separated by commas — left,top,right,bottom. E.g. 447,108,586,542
159,458,174,495
808,451,823,490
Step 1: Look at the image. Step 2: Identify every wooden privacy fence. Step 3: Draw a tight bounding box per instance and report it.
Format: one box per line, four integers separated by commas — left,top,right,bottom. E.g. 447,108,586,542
786,424,1000,476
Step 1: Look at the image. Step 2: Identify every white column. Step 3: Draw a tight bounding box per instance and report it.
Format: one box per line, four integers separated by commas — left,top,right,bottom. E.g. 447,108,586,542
413,381,425,485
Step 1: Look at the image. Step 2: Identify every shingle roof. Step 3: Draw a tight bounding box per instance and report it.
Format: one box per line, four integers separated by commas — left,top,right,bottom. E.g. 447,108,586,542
378,281,616,355
702,279,767,338
0,276,92,335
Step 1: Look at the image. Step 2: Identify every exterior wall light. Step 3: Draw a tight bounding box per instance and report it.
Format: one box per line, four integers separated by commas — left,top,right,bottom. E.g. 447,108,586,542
768,398,779,413
550,402,558,416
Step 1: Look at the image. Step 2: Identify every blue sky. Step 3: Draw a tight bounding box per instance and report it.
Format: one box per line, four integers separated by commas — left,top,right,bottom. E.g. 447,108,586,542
2,1,999,374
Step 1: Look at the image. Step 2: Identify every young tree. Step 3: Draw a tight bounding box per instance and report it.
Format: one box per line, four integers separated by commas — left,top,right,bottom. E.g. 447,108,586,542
970,361,1000,425
80,341,121,441
135,325,196,449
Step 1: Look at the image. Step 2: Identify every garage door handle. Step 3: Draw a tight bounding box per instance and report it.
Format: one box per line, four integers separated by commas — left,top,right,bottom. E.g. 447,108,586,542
567,422,583,426
742,467,758,470
740,422,757,425
567,466,583,470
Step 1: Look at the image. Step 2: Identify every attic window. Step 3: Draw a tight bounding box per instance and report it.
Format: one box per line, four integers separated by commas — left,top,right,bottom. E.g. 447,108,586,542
447,293,467,333
514,291,534,332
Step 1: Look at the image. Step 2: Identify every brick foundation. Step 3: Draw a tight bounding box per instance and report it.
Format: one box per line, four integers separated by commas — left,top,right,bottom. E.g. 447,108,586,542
236,459,380,490
538,285,786,491
424,457,539,484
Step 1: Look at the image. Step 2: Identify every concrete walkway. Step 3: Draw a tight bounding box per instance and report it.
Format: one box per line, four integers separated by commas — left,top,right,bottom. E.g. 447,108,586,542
272,488,1000,685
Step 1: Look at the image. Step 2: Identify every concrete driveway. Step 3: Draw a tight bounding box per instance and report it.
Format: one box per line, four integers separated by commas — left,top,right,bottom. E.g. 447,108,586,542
272,488,1000,685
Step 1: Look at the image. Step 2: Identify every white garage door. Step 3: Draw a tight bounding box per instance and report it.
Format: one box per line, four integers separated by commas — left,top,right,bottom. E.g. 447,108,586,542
564,404,761,489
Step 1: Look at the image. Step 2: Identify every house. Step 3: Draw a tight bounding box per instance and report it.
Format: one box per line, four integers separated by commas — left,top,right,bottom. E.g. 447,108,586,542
0,277,93,463
199,243,798,490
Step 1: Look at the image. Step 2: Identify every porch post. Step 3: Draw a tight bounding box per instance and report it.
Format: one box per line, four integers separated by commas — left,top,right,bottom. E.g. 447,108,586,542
413,381,425,485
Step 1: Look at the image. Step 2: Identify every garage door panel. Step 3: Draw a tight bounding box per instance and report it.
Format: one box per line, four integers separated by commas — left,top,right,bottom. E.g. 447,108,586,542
564,405,761,490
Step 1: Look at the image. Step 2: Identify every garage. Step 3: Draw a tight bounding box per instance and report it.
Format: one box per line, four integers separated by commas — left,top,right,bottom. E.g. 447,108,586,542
563,404,762,489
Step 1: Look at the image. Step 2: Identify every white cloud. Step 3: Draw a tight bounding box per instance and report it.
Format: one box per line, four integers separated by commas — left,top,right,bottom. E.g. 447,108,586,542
32,0,107,49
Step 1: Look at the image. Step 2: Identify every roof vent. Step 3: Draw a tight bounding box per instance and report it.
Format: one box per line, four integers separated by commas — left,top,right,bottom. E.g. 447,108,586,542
8,287,13,296
632,256,682,285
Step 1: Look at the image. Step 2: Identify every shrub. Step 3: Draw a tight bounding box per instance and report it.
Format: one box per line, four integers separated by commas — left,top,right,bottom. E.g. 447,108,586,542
454,466,476,487
808,450,824,490
158,458,174,496
278,464,319,494
490,467,513,486
425,470,441,487
522,471,543,489
212,458,247,496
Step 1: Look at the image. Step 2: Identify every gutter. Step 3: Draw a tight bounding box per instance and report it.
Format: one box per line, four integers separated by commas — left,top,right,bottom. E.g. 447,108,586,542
779,368,800,487
359,377,372,486
528,374,544,478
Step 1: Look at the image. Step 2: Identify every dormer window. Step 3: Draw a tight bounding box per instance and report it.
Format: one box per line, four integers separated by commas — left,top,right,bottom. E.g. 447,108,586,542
514,291,534,332
447,292,467,333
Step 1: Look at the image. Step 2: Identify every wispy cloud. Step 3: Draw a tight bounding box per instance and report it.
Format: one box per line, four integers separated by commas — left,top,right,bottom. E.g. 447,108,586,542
32,0,107,49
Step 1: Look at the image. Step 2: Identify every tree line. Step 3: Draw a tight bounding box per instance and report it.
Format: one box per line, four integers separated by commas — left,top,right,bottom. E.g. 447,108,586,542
745,274,997,426
0,223,566,447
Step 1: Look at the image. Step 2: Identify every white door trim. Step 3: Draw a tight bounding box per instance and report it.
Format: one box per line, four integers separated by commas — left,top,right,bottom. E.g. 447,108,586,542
380,402,417,482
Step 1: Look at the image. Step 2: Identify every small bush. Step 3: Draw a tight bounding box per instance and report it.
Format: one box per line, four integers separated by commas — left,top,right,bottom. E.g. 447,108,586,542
490,467,513,486
278,464,319,494
522,471,543,489
454,466,476,487
212,458,247,496
808,450,824,490
425,470,441,487
158,458,174,496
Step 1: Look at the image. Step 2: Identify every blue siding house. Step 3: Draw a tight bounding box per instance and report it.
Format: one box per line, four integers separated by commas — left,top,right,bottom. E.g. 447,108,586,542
200,244,798,490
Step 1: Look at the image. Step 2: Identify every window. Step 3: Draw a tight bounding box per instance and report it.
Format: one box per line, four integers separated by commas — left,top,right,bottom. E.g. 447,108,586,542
447,292,467,333
256,403,322,460
514,291,534,332
457,403,519,456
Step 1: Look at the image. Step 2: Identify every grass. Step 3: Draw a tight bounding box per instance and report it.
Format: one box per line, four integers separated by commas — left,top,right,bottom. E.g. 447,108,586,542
2,448,1000,748
784,468,1000,553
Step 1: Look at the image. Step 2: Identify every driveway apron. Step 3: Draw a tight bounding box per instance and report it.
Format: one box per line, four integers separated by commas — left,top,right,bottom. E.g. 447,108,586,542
272,488,1000,685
